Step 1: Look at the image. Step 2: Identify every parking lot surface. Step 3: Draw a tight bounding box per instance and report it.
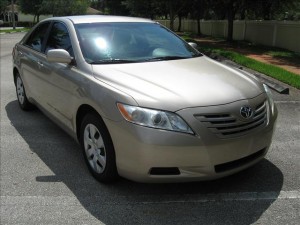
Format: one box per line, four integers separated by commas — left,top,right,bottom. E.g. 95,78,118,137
1,33,299,225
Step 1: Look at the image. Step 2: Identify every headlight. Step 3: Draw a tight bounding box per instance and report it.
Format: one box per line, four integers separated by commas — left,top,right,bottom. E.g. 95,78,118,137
117,103,194,134
263,84,275,115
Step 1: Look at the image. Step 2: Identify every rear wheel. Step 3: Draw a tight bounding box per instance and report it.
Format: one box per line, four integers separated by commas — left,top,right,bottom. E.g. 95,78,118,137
80,113,118,183
15,73,33,110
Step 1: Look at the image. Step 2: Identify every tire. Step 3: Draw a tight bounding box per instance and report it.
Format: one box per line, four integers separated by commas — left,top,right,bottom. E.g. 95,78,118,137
80,113,118,183
15,73,33,110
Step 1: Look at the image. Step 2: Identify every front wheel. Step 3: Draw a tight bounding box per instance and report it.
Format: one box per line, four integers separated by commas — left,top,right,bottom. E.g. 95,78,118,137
15,73,33,110
80,113,118,183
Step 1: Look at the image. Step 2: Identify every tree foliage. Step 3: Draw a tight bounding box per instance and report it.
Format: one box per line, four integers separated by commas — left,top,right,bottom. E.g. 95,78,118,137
90,0,299,21
105,0,128,15
42,0,90,17
0,0,9,13
18,0,89,21
15,0,300,40
18,0,46,22
122,0,163,19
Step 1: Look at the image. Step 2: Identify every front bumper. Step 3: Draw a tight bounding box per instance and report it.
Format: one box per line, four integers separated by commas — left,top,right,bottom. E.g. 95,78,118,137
104,95,277,183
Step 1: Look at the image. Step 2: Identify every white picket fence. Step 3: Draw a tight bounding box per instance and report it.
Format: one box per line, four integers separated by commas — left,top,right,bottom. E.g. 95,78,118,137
157,19,300,53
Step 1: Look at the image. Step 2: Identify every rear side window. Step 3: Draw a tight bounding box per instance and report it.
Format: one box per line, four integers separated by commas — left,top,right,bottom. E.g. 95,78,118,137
25,22,51,52
45,22,74,57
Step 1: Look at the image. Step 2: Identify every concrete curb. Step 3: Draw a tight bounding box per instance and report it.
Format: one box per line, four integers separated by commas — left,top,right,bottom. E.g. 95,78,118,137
251,73,289,94
210,54,290,95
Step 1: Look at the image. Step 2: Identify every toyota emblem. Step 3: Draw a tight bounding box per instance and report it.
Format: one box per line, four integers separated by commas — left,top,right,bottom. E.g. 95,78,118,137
240,106,253,119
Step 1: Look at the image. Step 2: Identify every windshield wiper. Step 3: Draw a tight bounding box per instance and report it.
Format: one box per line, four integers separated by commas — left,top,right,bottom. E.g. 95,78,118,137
90,59,136,64
141,56,191,62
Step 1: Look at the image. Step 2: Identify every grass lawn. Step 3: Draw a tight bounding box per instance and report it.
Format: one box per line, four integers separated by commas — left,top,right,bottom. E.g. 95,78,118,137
203,47,300,89
0,28,30,33
181,34,300,89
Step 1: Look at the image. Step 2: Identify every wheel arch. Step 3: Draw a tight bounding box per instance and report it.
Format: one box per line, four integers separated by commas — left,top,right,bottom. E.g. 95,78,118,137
76,104,107,141
78,104,119,182
13,67,19,85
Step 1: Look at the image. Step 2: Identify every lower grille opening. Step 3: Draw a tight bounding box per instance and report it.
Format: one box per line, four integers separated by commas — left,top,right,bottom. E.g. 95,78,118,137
214,148,266,173
149,167,180,175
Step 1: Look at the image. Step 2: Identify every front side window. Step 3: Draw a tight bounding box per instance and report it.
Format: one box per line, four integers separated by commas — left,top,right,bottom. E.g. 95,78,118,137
25,22,51,52
45,22,74,57
75,22,202,64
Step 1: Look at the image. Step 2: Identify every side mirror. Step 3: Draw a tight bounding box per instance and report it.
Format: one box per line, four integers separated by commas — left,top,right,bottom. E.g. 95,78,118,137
188,42,198,49
46,49,73,64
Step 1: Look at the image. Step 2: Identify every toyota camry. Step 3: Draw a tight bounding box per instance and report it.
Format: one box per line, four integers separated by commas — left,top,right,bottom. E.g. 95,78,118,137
12,15,277,183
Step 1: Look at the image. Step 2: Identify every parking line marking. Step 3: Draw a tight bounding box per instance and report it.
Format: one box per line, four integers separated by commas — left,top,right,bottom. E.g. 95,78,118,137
138,191,300,204
1,191,299,205
274,101,300,104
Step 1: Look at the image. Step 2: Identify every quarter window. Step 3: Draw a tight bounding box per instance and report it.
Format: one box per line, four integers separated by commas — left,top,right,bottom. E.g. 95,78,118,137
45,22,74,57
25,22,51,52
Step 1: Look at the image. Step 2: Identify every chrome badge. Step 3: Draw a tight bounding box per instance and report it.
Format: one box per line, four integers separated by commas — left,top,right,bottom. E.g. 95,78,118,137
240,106,253,119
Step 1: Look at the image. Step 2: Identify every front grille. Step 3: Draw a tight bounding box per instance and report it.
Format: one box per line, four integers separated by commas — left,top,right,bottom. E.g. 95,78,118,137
195,101,268,138
214,148,266,173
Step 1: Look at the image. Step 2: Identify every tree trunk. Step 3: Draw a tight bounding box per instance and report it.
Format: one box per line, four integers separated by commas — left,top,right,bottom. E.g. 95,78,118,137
262,2,272,20
170,17,174,31
178,15,182,32
169,0,175,31
227,16,234,42
240,8,246,20
11,0,15,29
227,1,234,42
197,18,201,35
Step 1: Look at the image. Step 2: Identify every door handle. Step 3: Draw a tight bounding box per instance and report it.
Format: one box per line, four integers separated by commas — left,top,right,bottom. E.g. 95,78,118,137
37,61,44,67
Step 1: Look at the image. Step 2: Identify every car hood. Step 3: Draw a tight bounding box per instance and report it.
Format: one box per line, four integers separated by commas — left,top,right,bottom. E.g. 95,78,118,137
92,56,264,111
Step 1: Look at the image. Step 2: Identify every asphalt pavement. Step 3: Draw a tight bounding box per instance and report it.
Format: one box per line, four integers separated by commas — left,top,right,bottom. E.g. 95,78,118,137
1,33,299,225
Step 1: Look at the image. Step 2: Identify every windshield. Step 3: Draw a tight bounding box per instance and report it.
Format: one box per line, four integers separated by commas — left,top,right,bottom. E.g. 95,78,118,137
75,22,202,64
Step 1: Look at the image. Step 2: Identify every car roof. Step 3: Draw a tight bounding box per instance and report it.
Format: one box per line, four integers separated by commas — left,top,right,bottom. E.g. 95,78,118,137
49,15,154,24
